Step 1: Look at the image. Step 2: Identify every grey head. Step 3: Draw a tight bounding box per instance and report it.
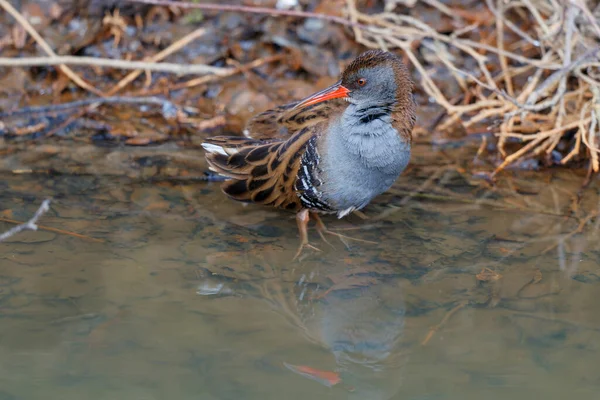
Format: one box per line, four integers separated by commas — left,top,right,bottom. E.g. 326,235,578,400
292,49,415,130
339,49,415,127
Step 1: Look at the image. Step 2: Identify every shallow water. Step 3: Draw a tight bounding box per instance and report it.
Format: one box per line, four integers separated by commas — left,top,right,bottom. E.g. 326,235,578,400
1,143,599,400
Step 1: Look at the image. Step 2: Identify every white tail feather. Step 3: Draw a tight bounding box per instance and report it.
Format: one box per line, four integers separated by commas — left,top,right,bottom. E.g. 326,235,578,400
201,143,227,156
337,207,355,219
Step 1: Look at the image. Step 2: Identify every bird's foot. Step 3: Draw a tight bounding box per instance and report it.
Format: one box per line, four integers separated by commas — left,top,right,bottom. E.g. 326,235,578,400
311,213,377,249
292,241,322,262
320,229,378,249
293,209,322,261
316,229,336,249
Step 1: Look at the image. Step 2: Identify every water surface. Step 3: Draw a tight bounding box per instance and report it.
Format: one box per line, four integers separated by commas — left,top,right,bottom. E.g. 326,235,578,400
1,143,599,400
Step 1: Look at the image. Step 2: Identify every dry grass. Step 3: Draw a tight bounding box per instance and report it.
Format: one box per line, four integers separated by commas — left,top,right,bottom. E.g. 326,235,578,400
347,0,600,175
3,0,599,176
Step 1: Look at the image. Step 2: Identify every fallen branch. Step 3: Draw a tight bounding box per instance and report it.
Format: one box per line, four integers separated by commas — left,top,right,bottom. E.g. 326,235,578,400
0,96,185,119
0,56,230,76
0,199,51,242
421,300,468,345
0,214,104,243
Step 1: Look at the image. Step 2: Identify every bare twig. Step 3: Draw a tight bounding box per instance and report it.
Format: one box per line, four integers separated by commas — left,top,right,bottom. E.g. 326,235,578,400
106,27,210,96
346,0,363,43
170,53,284,90
0,56,230,76
0,0,102,96
571,0,600,39
421,300,469,345
0,199,51,242
541,211,599,254
0,214,104,242
490,0,514,96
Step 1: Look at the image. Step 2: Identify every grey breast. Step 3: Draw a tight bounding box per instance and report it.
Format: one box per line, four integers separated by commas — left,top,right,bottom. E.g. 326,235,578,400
319,115,411,213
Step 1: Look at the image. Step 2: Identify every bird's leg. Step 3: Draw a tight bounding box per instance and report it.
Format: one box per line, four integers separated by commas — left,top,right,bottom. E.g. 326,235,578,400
303,214,335,249
311,213,377,249
293,209,322,261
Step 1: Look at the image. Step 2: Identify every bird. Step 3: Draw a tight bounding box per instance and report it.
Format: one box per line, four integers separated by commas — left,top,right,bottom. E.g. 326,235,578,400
201,49,416,260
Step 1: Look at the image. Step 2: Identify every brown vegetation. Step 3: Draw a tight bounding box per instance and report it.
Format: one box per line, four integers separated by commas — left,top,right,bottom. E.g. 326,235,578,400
349,0,600,176
1,0,599,176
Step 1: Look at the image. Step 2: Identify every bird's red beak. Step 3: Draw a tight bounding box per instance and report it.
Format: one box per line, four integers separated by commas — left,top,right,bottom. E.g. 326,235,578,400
293,80,350,109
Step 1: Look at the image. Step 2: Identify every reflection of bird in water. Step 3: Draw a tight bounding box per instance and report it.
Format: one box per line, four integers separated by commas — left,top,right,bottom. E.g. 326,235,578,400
196,247,409,399
250,255,409,399
291,267,408,399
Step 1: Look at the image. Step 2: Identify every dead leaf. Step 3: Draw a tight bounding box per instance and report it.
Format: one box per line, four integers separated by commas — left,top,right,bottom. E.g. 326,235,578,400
476,267,502,283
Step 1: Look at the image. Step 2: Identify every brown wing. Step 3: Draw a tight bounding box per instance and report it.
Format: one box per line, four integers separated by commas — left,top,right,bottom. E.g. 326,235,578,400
243,98,347,140
203,125,321,212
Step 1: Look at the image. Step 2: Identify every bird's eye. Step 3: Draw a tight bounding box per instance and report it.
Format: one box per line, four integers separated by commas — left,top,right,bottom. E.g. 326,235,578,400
357,78,367,86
